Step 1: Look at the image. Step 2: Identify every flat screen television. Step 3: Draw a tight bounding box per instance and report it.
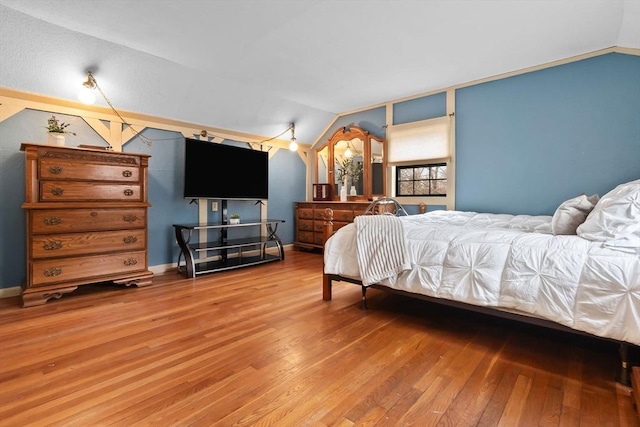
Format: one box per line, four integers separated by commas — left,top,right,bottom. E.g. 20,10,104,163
183,138,269,200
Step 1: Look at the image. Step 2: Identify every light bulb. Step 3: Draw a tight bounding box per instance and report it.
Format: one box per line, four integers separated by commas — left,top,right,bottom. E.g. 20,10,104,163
344,147,353,158
289,123,298,151
78,86,96,105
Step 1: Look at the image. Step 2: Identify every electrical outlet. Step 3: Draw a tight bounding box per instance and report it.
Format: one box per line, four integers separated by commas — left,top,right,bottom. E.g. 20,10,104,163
212,201,218,212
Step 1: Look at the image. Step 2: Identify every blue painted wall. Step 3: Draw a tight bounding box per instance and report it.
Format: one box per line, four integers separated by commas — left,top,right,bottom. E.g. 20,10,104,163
0,112,306,289
393,92,446,124
455,53,640,215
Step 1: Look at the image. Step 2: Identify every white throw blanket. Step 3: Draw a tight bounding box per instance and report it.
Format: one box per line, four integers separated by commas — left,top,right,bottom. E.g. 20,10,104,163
355,215,411,286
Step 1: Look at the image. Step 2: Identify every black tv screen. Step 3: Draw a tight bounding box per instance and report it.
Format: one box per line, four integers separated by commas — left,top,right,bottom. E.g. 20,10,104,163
183,138,269,200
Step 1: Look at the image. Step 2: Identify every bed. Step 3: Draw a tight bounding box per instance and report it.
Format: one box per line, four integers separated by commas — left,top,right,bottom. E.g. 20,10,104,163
322,180,640,385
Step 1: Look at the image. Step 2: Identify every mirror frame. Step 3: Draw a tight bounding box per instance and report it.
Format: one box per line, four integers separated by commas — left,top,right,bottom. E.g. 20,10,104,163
314,126,386,201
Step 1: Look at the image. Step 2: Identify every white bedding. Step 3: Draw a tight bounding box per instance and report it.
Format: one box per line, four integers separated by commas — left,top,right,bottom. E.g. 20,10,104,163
324,210,640,346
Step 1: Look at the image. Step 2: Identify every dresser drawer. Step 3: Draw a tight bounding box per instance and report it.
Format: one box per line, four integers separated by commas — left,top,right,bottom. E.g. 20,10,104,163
31,208,146,233
298,219,313,232
40,181,141,202
40,159,140,182
313,221,326,232
297,230,314,243
324,209,354,222
298,208,314,219
32,229,146,259
30,251,147,287
313,233,325,245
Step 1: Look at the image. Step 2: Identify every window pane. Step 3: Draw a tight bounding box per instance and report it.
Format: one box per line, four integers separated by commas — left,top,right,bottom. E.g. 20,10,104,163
415,180,429,194
399,168,413,181
398,181,413,195
414,167,428,180
432,179,447,195
435,166,447,179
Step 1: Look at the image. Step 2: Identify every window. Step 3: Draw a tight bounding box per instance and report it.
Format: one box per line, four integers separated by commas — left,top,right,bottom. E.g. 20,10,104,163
396,163,447,196
387,115,452,200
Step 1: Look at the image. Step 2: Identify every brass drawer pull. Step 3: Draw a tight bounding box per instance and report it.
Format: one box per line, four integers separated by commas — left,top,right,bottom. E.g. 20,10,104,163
44,267,62,277
44,217,62,225
124,189,134,196
123,214,138,222
123,236,138,244
49,166,63,174
51,187,64,196
43,241,62,250
124,258,138,266
91,212,98,217
122,170,133,177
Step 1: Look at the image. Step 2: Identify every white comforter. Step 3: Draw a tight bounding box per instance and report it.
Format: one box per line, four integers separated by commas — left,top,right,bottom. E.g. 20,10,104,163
324,211,640,346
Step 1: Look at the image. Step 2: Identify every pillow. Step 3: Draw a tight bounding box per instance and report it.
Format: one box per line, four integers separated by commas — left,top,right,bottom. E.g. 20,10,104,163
577,179,640,253
550,194,599,235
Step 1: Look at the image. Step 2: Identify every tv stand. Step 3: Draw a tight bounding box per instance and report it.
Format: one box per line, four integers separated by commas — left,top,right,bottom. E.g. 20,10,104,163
173,201,284,278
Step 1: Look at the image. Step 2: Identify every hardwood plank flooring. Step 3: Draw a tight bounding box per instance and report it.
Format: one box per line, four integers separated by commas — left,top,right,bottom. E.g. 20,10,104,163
0,249,638,426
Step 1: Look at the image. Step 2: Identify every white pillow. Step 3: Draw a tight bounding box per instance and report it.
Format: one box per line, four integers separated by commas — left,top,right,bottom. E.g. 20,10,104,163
577,179,640,253
550,194,599,235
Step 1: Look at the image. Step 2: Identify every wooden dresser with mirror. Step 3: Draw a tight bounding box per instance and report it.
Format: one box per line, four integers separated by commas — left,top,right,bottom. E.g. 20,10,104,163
295,126,388,251
315,126,386,202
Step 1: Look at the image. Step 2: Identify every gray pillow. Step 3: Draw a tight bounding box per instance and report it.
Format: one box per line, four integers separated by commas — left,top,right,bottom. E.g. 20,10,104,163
551,194,599,235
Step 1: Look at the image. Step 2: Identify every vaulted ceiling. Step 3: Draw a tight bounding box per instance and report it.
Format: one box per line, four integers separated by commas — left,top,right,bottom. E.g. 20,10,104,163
1,0,638,144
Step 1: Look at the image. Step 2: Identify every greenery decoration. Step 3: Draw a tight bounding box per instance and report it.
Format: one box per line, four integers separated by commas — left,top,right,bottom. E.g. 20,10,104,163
46,116,76,135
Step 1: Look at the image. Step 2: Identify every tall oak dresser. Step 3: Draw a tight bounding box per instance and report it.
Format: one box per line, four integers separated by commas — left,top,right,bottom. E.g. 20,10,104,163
20,143,153,307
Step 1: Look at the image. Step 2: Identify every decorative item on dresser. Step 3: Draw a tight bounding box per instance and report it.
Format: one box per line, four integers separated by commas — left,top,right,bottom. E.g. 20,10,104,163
20,143,153,307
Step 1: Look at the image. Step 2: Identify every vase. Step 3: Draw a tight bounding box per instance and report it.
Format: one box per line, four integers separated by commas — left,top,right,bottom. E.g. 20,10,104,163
229,218,240,225
350,186,357,196
47,133,65,146
340,184,347,202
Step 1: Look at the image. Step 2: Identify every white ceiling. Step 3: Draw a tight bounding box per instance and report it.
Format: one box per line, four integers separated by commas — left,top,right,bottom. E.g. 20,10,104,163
1,0,638,144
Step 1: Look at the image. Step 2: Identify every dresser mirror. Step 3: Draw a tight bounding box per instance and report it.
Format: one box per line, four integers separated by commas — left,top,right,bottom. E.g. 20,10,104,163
316,143,329,184
314,126,386,201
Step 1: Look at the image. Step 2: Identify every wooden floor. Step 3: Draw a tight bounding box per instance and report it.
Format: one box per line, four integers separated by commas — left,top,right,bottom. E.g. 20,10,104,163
0,249,638,426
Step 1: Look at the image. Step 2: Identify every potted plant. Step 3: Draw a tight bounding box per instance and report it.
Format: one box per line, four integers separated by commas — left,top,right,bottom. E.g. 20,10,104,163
46,115,75,146
229,213,240,224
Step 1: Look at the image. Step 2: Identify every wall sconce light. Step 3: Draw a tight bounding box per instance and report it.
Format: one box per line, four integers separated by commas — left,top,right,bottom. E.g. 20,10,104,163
289,123,298,151
78,71,97,105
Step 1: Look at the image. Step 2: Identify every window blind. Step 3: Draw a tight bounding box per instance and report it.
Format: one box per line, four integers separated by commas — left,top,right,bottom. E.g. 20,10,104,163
387,116,450,164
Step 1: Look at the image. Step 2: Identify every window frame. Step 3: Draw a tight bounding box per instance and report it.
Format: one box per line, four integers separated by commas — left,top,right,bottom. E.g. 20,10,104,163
396,162,448,197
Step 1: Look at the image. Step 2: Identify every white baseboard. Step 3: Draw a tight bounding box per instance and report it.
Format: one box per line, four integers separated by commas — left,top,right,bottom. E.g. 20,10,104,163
0,286,22,298
149,263,177,275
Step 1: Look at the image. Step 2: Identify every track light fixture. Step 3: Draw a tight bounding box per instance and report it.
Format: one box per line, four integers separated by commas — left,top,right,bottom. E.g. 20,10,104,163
289,123,298,151
77,70,152,146
78,71,97,105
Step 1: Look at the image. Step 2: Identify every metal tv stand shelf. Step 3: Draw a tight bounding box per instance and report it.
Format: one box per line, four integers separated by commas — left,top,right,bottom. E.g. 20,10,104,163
173,218,285,278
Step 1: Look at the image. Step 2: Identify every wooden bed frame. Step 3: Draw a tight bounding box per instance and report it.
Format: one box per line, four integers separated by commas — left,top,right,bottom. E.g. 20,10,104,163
321,203,635,386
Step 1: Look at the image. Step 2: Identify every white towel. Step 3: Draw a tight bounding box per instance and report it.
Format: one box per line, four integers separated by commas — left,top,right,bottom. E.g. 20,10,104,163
355,215,411,286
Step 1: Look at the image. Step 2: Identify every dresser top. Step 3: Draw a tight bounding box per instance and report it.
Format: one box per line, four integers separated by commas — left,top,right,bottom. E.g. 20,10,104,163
20,142,151,158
